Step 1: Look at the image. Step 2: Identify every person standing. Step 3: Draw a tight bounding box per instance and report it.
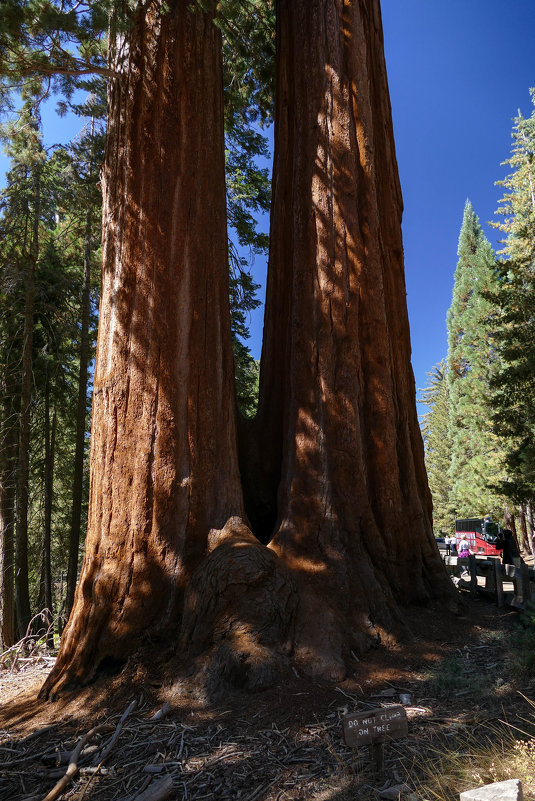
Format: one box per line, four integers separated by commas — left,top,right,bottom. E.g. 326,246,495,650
457,536,471,577
458,536,471,558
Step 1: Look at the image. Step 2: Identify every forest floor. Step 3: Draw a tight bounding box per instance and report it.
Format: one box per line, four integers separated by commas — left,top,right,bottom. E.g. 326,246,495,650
1,588,535,801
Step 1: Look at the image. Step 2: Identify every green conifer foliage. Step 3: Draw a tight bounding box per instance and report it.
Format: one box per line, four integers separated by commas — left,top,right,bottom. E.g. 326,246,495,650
0,98,102,637
487,90,535,503
446,200,506,519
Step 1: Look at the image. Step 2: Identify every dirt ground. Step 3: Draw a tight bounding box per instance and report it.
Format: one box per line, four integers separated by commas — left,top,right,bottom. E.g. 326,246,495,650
1,593,534,801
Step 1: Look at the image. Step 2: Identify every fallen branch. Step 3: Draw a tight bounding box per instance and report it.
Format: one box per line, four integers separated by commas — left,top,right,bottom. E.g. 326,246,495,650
74,700,138,801
95,699,137,765
40,724,111,801
148,702,171,722
19,724,57,745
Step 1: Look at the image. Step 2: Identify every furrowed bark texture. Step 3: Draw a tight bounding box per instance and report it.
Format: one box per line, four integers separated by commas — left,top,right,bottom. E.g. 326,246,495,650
250,0,456,679
42,0,458,698
41,0,247,697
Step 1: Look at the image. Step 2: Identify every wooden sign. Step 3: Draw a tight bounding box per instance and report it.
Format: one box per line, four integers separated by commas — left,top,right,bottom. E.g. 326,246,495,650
342,705,408,747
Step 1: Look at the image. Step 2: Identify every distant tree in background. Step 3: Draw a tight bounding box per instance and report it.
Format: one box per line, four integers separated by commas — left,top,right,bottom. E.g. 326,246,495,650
52,114,104,625
488,92,535,498
446,200,506,520
419,361,454,532
0,105,102,644
487,89,535,546
0,105,48,639
221,0,273,419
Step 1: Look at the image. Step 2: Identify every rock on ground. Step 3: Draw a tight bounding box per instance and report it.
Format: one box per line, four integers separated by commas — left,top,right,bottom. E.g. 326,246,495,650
460,778,523,801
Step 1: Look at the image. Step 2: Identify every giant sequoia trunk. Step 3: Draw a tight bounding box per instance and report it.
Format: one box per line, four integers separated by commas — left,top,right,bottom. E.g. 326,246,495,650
41,0,297,698
243,0,456,679
43,0,455,698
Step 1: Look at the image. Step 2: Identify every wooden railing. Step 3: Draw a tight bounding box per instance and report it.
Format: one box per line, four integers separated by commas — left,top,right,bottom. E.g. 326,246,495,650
443,555,534,610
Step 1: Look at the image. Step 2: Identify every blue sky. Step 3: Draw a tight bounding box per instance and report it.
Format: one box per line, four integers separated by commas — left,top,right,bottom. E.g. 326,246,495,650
245,1,535,401
1,2,534,403
382,0,534,397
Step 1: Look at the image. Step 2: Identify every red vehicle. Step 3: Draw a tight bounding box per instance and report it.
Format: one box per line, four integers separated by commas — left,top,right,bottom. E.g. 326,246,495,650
454,518,502,556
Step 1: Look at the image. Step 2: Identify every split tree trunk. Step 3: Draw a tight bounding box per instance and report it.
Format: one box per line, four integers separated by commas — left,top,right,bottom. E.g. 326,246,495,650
41,0,251,697
43,0,458,698
246,0,456,679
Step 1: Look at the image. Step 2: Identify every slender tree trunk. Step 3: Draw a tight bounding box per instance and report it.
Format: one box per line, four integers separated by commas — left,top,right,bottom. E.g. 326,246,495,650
41,0,295,699
65,198,94,621
518,506,528,553
15,167,40,639
526,501,535,558
0,423,17,650
518,506,531,555
37,368,56,647
245,0,456,679
504,506,520,554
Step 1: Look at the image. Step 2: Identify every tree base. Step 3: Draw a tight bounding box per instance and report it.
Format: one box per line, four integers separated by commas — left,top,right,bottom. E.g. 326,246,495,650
40,515,461,700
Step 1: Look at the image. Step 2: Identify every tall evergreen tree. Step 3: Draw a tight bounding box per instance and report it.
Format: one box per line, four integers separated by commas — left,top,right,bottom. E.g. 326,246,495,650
0,102,103,641
487,90,535,506
0,104,48,638
446,200,505,520
419,361,454,532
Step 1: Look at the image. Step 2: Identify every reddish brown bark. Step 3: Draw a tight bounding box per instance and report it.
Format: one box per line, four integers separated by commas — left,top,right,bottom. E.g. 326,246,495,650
41,0,258,697
246,0,456,679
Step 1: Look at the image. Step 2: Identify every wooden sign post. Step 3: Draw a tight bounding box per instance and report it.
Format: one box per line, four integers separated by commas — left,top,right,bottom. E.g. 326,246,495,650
342,705,408,775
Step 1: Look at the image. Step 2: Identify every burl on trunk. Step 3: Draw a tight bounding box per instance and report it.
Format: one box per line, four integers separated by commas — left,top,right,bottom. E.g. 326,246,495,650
42,0,455,698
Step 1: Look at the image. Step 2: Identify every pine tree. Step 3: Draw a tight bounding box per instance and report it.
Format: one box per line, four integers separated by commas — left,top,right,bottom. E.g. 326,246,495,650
419,361,454,532
446,200,506,520
487,90,535,505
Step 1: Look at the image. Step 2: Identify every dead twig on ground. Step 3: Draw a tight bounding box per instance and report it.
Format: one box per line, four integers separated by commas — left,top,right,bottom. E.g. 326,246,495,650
131,775,174,801
41,723,112,801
